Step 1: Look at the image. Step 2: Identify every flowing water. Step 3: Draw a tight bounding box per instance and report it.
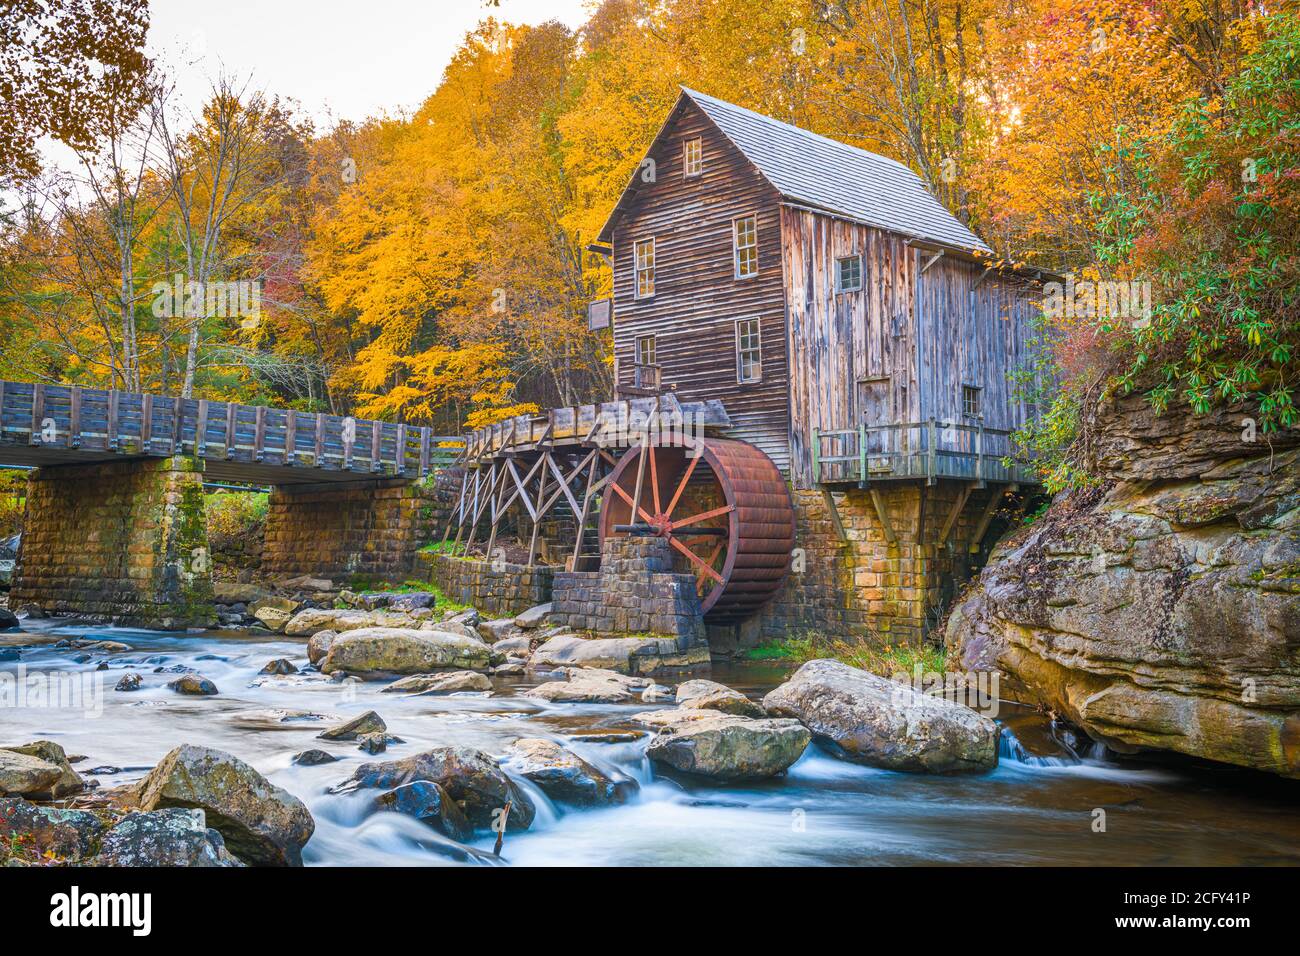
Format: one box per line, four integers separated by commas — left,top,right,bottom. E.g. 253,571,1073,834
3,622,1298,867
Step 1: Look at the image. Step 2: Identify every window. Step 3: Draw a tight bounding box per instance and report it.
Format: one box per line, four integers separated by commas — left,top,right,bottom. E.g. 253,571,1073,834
683,137,702,177
736,318,762,383
836,255,862,293
634,238,655,298
962,385,982,418
635,334,657,367
733,216,758,279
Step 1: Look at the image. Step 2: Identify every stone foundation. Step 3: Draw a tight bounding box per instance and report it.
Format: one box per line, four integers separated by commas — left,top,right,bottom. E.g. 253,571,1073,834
11,456,215,629
429,553,555,616
261,477,444,582
552,535,707,646
714,482,1009,655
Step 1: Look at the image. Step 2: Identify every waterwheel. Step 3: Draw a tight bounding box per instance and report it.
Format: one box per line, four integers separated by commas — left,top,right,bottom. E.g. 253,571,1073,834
598,437,796,623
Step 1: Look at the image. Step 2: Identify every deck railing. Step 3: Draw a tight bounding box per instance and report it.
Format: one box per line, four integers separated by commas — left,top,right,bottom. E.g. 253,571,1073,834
812,420,1035,485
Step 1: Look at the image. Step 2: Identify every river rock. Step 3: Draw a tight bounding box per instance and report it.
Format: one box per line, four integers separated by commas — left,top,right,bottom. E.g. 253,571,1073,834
643,714,810,780
307,629,337,666
319,627,492,676
285,607,429,637
675,679,766,717
0,608,20,630
514,603,552,629
214,582,269,605
168,674,218,695
115,672,143,692
331,746,534,830
0,750,63,797
522,667,652,703
0,797,106,861
260,658,298,675
357,733,390,754
504,738,635,806
133,744,315,867
479,618,519,642
762,659,999,774
290,749,336,767
943,388,1300,778
380,671,492,695
318,710,386,740
373,780,472,842
253,606,294,632
96,809,243,867
1,741,85,798
492,635,532,657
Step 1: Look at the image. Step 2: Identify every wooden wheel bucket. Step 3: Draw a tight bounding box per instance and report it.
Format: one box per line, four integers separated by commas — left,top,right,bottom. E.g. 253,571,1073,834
598,437,796,623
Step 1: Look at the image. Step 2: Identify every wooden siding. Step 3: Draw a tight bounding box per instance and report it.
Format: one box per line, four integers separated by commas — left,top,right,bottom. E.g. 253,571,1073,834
782,207,1041,490
610,99,791,473
783,209,918,489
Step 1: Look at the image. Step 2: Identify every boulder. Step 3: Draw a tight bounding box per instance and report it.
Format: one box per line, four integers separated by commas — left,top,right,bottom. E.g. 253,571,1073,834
1,741,84,798
381,671,492,695
95,809,243,867
168,674,218,696
762,659,999,774
644,714,810,780
317,710,386,741
505,738,635,806
281,574,334,592
133,744,315,866
528,633,710,674
945,441,1300,779
115,672,143,692
331,746,534,830
213,582,269,605
514,603,552,629
0,750,63,796
0,797,105,861
522,667,652,703
388,592,436,612
675,679,766,717
307,629,337,666
319,627,492,676
478,618,518,643
357,733,390,755
373,780,472,842
421,619,480,641
492,635,532,657
284,607,429,637
0,608,19,630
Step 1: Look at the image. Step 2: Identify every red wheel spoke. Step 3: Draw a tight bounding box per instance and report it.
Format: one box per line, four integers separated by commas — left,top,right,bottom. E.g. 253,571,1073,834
609,479,655,524
664,451,700,518
669,535,723,584
671,503,734,530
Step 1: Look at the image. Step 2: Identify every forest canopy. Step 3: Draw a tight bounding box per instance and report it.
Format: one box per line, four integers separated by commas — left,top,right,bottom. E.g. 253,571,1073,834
0,0,1295,473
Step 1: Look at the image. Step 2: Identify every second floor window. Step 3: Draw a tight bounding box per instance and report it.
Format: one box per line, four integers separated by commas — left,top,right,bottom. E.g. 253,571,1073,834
733,216,758,279
836,255,862,292
683,137,702,177
635,238,655,298
962,385,982,418
736,318,762,383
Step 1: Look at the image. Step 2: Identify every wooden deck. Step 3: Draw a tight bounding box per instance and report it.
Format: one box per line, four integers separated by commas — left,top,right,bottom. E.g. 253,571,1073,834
0,380,462,484
812,421,1038,486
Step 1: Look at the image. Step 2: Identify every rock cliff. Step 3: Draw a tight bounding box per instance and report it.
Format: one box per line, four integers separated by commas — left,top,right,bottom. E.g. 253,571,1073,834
945,394,1300,778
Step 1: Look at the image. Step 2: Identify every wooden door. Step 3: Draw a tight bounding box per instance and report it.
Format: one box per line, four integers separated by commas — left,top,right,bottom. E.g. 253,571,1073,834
858,377,892,471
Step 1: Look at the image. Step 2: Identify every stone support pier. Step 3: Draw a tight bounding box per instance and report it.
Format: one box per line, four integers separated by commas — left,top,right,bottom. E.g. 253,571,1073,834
11,456,215,629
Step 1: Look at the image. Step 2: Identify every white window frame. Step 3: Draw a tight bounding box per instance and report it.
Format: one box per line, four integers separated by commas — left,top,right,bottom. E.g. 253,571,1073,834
733,215,758,279
683,137,702,178
634,238,655,299
735,317,762,384
835,254,862,293
635,334,657,368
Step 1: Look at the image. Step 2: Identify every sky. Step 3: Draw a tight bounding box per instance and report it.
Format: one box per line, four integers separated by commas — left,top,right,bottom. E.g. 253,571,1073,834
148,0,594,124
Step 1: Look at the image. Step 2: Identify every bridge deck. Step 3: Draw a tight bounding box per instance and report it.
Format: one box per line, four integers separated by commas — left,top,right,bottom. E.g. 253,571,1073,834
0,381,462,484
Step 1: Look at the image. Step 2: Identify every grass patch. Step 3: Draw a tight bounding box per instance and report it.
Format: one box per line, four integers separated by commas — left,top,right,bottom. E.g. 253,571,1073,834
205,490,269,538
743,631,946,678
341,577,472,613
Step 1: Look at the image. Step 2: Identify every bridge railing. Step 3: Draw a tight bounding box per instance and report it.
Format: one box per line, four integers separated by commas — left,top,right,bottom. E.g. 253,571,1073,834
812,420,1037,486
0,381,465,479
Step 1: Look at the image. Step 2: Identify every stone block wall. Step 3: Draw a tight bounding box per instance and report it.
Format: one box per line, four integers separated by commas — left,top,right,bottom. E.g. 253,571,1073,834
552,535,706,644
715,482,1000,655
11,456,215,629
429,554,555,616
262,477,443,582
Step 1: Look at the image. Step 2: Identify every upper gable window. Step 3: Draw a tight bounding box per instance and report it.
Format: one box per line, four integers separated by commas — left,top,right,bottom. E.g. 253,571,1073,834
635,238,655,298
733,216,758,279
836,255,862,293
683,137,702,178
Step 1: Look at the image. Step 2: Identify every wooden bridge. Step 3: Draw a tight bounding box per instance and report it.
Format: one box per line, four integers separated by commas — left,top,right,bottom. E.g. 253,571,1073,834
0,380,462,485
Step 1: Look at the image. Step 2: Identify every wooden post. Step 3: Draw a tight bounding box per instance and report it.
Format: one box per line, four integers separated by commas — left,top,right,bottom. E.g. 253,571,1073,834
395,423,407,475
314,413,325,466
927,418,937,485
420,427,431,476
868,488,897,545
224,403,237,459
141,393,153,452
30,383,45,444
171,396,183,454
68,387,82,448
975,420,984,488
0,381,6,441
370,421,382,473
253,405,266,462
107,390,119,451
857,423,867,484
195,400,209,458
284,410,296,466
528,452,550,566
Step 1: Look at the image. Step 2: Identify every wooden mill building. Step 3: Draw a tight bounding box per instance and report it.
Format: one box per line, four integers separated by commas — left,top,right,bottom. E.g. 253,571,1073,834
452,89,1044,649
